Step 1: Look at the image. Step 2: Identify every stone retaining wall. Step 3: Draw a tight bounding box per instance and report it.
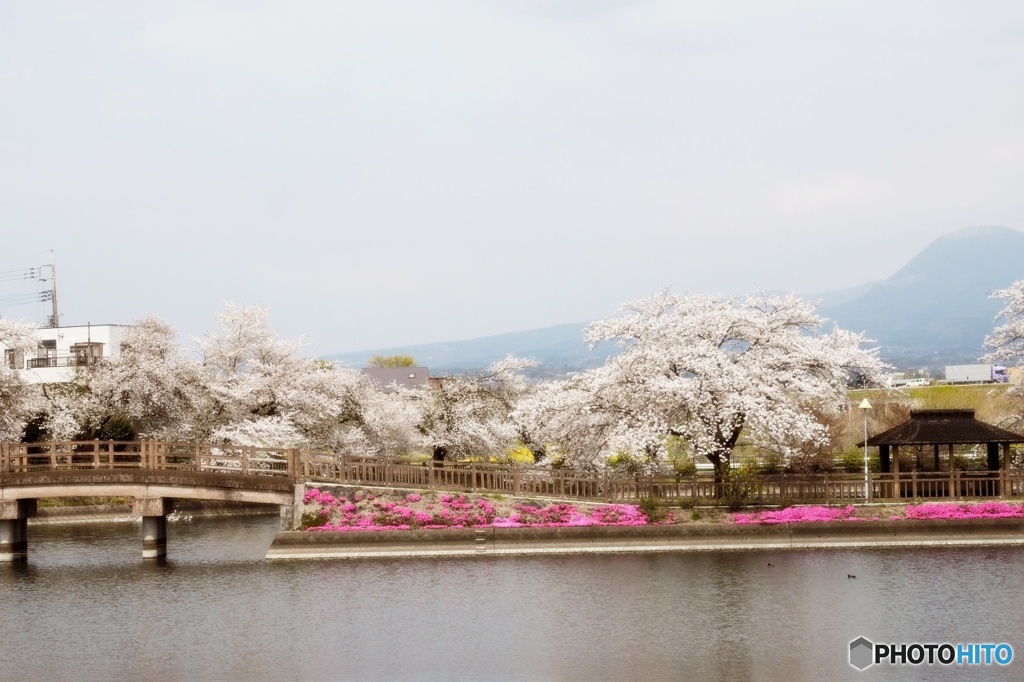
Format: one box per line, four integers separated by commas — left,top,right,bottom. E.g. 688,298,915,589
267,518,1024,559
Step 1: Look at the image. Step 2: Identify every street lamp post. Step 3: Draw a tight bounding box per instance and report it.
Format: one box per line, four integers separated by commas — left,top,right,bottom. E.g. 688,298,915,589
859,398,872,501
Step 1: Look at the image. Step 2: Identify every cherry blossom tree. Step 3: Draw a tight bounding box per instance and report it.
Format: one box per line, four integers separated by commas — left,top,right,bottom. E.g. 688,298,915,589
514,376,619,471
543,290,883,478
196,303,383,450
984,282,1024,429
419,355,537,461
985,281,1024,365
76,317,203,440
0,319,43,441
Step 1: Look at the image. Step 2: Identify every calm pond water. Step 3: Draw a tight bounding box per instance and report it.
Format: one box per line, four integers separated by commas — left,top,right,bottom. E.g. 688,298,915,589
2,516,1023,681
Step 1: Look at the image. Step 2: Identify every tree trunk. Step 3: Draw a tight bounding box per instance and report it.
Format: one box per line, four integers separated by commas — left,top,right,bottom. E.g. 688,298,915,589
709,454,730,499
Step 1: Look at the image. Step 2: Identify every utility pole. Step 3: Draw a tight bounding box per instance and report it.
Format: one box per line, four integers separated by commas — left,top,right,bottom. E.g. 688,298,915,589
49,251,59,328
38,251,59,328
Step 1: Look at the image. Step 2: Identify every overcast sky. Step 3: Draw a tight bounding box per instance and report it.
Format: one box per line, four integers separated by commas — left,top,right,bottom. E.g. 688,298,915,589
2,2,1022,355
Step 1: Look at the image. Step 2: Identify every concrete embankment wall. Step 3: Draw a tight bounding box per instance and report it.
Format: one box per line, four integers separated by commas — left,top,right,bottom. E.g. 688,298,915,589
267,518,1024,560
30,501,278,525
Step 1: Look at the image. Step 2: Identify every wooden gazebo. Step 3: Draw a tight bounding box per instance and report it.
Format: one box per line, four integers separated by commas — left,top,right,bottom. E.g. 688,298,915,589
861,409,1024,498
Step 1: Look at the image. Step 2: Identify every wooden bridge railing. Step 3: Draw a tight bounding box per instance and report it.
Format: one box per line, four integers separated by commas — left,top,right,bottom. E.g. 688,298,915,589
0,440,297,480
5,441,1024,505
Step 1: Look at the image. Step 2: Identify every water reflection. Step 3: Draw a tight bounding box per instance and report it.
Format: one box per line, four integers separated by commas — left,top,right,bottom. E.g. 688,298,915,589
2,518,1023,680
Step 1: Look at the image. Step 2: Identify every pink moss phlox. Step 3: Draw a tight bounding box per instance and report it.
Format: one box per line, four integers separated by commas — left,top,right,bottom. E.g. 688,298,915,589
303,488,339,509
903,502,1024,520
731,505,857,525
304,492,659,532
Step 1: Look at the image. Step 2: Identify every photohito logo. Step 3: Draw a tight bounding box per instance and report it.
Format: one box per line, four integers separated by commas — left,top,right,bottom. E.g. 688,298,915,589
849,637,1012,670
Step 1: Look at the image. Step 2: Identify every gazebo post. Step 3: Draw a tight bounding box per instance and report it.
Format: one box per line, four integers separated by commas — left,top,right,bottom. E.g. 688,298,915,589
892,445,901,500
1003,442,1012,497
948,443,956,499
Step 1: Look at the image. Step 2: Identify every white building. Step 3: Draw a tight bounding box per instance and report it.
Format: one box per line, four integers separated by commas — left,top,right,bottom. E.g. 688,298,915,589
2,324,130,384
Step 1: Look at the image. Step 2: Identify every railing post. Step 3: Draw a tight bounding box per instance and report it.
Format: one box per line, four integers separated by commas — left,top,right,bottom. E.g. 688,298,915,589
242,447,249,476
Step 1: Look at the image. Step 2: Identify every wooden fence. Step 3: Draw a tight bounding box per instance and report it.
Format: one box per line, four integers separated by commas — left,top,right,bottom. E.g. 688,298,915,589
301,452,1024,505
4,440,1024,505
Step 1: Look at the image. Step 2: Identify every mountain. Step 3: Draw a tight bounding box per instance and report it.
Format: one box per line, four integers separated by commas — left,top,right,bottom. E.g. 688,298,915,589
325,226,1024,375
324,322,615,377
819,226,1024,369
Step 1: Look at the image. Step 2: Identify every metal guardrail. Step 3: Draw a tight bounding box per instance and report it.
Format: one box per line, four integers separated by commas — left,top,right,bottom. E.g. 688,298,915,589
25,355,98,369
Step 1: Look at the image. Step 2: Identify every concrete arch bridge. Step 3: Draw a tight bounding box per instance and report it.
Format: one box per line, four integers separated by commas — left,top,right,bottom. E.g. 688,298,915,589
0,440,304,561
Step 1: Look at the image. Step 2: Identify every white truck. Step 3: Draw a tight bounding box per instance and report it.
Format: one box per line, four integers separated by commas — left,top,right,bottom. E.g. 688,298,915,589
944,364,1009,384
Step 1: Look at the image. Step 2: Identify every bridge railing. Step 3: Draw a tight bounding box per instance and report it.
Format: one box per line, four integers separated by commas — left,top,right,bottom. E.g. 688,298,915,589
0,440,297,479
1,440,144,472
6,442,1024,504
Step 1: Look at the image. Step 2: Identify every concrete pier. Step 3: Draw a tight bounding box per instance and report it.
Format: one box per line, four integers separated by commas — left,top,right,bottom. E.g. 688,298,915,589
136,497,174,560
278,483,306,531
0,499,37,562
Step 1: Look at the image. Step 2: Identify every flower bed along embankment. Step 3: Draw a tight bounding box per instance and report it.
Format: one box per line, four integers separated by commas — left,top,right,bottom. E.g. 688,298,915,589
300,488,669,531
731,501,1024,525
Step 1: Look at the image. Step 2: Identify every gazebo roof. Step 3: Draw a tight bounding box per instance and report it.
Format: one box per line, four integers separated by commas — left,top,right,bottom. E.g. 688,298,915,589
864,409,1024,447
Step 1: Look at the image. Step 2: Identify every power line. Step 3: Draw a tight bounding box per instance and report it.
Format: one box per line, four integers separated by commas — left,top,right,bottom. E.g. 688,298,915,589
0,291,51,307
0,268,37,282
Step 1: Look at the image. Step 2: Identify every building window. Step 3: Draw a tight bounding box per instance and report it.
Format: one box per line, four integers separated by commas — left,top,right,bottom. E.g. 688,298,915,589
4,349,24,369
71,342,104,366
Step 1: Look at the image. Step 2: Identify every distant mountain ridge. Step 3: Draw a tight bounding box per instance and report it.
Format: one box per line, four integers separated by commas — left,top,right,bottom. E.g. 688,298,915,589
819,226,1024,368
324,226,1024,374
325,322,615,377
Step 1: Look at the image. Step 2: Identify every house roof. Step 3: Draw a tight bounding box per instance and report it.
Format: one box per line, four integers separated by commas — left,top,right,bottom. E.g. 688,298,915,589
863,409,1024,447
361,367,429,390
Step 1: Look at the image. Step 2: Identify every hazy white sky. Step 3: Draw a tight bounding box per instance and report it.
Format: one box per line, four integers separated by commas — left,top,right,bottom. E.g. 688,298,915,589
2,2,1022,354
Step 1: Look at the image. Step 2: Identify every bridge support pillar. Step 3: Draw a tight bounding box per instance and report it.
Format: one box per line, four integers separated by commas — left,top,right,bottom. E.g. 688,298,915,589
0,499,37,562
279,483,306,531
137,497,174,560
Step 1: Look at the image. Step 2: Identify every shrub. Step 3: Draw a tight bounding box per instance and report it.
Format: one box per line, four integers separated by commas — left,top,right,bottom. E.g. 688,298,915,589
679,498,697,510
637,497,667,522
836,451,878,473
99,413,136,441
754,453,785,475
300,510,329,529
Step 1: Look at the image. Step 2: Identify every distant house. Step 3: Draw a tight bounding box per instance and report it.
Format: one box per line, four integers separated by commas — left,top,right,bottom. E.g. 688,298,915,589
1,324,130,384
361,366,430,391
